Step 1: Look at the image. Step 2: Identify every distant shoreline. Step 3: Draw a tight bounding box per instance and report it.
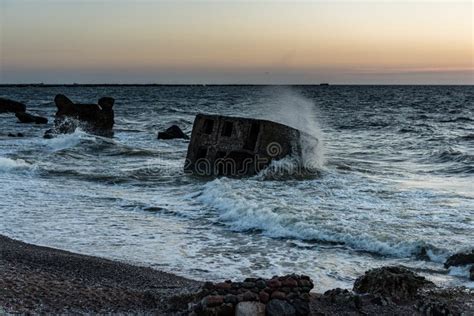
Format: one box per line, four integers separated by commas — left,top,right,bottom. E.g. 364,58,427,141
0,84,472,87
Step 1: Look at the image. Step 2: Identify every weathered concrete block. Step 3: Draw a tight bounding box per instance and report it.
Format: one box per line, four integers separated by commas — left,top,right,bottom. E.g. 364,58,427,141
184,114,302,176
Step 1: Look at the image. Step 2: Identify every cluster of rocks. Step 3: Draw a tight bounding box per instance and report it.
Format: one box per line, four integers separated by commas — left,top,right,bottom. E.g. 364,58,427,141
44,94,115,138
2,95,189,141
190,275,313,316
309,266,473,315
0,97,48,124
444,250,474,280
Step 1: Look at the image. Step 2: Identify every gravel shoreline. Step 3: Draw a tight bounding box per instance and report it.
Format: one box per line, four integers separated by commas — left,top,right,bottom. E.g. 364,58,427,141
1,234,473,315
0,234,201,314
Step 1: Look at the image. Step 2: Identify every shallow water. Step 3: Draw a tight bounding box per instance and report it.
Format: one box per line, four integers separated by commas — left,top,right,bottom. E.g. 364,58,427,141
0,85,473,291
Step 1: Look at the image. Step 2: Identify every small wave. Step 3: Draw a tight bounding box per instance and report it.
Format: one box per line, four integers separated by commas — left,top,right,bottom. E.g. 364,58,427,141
458,134,474,141
0,157,31,172
432,148,473,164
43,129,92,152
440,117,473,123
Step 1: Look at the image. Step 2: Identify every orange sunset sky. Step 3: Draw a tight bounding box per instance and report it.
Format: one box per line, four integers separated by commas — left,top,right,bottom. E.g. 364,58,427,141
0,0,472,84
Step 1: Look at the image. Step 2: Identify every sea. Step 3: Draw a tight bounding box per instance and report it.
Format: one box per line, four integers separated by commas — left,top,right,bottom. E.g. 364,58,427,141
0,85,472,291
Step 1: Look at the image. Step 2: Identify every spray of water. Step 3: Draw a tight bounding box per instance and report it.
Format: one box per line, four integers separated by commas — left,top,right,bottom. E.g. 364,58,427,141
258,87,326,170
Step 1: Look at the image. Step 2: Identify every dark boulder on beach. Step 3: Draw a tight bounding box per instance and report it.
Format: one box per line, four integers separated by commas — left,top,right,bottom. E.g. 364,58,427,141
158,125,189,140
45,94,115,138
353,266,434,300
15,112,48,124
266,299,296,316
444,250,474,268
0,98,26,113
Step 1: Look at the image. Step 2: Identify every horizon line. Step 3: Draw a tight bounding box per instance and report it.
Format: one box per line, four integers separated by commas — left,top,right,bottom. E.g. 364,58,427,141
0,83,473,87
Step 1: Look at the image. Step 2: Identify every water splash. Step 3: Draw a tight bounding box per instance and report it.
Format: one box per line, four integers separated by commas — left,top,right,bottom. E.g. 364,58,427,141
258,87,326,169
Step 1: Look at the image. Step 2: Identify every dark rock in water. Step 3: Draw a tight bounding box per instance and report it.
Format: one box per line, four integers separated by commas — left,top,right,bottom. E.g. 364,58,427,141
43,130,56,139
7,133,24,137
15,112,48,124
353,266,434,300
444,250,474,268
266,299,296,316
45,94,115,137
158,125,189,140
0,98,26,113
470,266,474,281
184,114,305,177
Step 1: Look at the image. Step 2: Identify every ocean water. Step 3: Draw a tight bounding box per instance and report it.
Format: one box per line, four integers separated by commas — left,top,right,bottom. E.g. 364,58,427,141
0,85,473,291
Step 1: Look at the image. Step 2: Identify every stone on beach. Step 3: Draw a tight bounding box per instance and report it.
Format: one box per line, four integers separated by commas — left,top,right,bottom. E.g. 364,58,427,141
157,125,189,140
15,112,48,124
235,301,265,316
353,266,434,299
0,97,26,113
266,299,296,316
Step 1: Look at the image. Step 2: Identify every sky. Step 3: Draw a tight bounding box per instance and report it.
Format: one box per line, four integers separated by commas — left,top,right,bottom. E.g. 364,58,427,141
0,0,472,84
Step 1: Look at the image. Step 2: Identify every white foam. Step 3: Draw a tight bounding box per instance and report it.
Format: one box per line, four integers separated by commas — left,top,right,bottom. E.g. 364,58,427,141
44,129,90,151
196,178,439,258
0,157,31,172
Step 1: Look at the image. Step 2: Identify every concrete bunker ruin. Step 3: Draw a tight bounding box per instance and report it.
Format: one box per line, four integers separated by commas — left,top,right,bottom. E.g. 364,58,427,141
184,114,302,176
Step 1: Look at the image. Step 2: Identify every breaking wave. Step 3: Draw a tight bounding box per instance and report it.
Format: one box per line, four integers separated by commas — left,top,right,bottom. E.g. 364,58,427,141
0,157,32,173
196,178,447,260
43,129,91,152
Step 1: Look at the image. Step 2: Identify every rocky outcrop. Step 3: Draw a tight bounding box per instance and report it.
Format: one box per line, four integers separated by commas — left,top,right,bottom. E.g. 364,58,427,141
353,266,434,300
444,250,474,268
157,125,189,140
190,275,313,316
15,112,48,124
0,98,26,113
44,94,115,138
